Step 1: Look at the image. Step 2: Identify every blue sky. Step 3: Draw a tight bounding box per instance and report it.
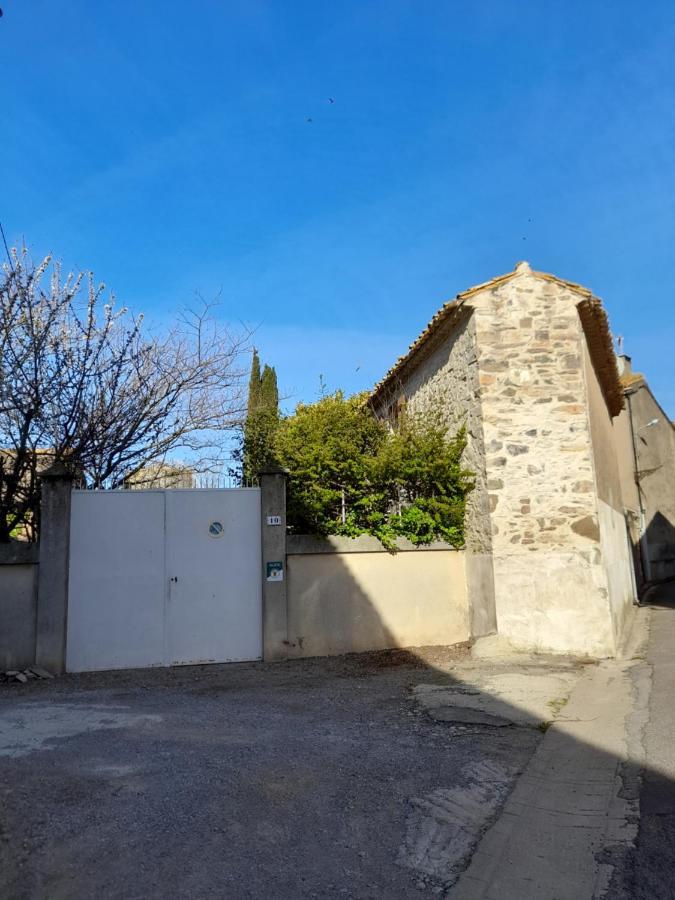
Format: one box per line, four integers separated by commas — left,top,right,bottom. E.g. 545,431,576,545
1,1,673,414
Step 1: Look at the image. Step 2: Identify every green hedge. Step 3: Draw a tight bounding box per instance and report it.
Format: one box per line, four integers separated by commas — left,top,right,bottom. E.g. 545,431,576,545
273,391,473,549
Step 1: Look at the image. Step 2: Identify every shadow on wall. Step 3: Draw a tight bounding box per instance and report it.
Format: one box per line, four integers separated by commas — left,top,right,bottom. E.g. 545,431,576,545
284,544,470,660
645,511,675,584
2,571,672,897
0,543,39,670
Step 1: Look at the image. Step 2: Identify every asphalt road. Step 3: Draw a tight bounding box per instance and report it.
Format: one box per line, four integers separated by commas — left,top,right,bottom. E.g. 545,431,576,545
0,648,542,900
610,583,675,900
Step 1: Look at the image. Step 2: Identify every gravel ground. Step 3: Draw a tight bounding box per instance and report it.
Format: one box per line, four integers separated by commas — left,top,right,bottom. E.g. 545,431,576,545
0,647,543,900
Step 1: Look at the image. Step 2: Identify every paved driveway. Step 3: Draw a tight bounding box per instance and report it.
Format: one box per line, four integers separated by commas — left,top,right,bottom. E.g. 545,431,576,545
0,649,542,899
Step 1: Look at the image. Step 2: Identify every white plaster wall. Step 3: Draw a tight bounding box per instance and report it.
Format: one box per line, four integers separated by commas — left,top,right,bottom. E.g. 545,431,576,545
491,552,615,656
286,549,469,658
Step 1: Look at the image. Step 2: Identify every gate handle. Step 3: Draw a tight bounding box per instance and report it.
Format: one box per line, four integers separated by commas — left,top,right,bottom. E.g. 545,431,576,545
170,576,179,583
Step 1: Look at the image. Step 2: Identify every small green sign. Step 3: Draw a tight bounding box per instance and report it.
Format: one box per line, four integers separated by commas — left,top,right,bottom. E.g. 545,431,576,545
266,561,284,582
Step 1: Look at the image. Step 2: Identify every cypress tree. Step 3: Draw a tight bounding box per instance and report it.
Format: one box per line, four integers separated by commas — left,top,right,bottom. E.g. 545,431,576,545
260,364,279,417
247,349,262,418
270,367,279,412
242,352,279,483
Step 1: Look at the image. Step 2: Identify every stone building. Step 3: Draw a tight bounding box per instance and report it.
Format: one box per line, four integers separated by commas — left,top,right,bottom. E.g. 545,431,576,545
368,261,642,657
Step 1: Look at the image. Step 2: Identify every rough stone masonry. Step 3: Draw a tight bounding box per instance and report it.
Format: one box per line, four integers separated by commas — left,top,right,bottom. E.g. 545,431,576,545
369,261,634,657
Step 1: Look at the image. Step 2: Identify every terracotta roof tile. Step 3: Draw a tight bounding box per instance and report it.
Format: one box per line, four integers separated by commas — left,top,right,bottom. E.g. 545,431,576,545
620,372,646,389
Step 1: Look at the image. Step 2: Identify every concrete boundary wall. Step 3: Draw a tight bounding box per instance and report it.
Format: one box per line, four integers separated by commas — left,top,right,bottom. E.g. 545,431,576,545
285,534,470,659
5,461,632,671
1,467,73,674
35,467,74,673
0,543,39,670
260,468,289,661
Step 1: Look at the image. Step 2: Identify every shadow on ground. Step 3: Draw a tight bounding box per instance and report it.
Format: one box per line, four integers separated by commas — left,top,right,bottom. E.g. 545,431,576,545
0,584,674,899
606,580,675,900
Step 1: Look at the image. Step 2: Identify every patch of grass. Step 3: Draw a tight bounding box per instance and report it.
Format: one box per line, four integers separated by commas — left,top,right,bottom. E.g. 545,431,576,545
547,696,569,717
536,721,553,734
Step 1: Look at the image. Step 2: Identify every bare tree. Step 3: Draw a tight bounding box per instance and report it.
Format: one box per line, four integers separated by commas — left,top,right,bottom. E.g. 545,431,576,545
0,247,248,541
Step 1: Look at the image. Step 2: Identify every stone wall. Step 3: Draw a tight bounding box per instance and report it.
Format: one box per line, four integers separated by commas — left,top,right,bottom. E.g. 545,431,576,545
371,308,490,554
468,263,617,655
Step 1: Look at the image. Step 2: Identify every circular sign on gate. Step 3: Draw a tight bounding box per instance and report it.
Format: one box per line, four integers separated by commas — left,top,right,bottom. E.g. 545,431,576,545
208,521,224,538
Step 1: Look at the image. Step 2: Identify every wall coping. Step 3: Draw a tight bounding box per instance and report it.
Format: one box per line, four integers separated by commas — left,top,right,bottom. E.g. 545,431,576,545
0,542,39,565
287,534,462,555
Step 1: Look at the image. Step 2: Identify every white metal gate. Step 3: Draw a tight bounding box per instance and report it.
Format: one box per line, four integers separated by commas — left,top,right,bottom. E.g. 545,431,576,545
66,489,262,673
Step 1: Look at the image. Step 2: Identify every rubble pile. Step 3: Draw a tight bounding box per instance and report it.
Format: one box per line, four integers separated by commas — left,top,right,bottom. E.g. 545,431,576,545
1,667,53,684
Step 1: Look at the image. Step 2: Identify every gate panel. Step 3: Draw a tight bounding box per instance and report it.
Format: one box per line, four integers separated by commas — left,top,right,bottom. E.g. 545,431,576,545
67,491,166,673
165,489,262,665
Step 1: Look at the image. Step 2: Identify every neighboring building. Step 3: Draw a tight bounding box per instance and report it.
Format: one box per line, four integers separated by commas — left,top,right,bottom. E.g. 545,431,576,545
123,462,195,490
614,356,675,587
369,260,659,657
1,448,56,541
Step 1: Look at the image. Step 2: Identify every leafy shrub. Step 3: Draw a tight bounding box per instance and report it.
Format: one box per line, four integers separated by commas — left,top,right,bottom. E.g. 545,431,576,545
273,391,473,548
273,391,387,535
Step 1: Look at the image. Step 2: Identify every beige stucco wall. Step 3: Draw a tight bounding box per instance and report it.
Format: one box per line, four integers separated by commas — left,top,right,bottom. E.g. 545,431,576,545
469,265,618,656
583,344,624,509
614,404,641,518
286,542,469,658
582,344,636,639
613,404,644,586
